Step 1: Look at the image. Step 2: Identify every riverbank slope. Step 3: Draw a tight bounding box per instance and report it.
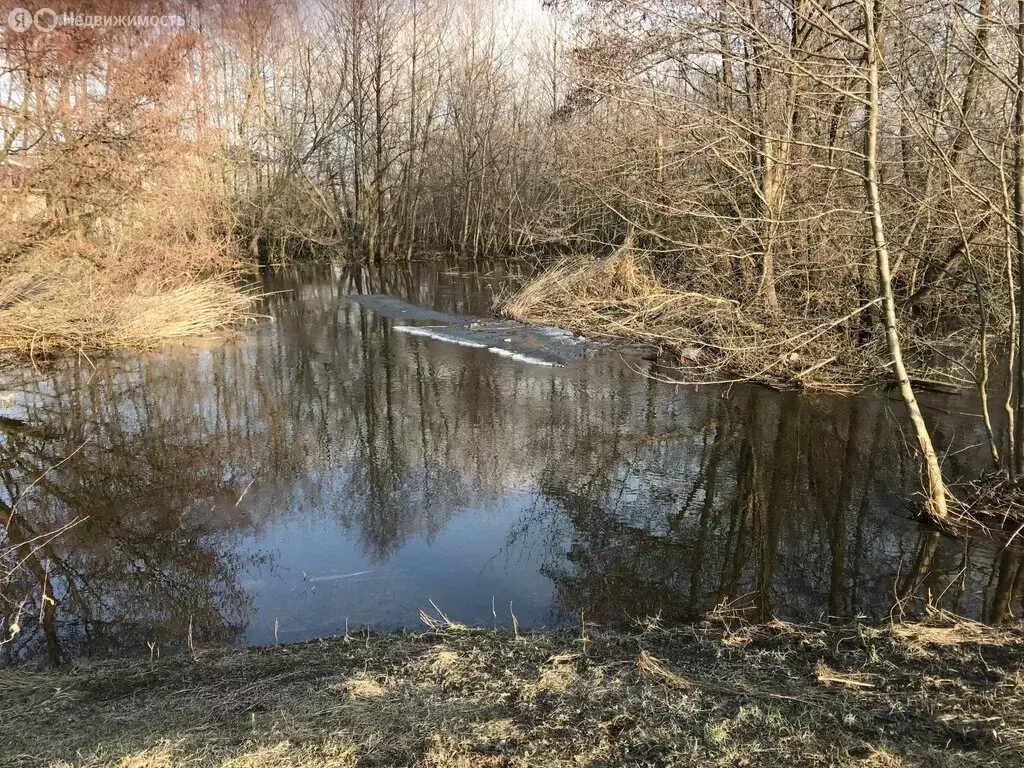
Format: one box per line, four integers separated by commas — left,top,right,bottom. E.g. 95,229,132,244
2,618,1021,767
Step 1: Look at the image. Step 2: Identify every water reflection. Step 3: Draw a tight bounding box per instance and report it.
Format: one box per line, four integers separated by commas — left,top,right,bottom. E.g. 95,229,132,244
2,263,1022,665
0,364,259,665
531,385,1018,626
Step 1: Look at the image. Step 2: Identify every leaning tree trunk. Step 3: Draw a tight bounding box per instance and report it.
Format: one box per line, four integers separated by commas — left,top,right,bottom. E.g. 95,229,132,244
863,0,949,520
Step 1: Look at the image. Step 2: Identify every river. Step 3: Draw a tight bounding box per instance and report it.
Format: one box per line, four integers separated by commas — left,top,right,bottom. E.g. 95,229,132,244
1,262,1020,666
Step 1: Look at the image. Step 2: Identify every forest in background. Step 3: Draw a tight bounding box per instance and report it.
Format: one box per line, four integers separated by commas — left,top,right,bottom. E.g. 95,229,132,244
7,0,1024,519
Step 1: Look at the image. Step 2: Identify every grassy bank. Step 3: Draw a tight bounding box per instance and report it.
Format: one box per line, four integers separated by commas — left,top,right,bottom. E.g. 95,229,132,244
0,159,258,365
0,263,254,362
497,251,896,392
2,618,1021,767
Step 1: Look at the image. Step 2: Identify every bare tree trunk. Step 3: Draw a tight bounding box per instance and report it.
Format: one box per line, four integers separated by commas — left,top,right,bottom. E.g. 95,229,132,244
745,0,780,312
1015,0,1024,476
864,0,948,520
948,0,992,171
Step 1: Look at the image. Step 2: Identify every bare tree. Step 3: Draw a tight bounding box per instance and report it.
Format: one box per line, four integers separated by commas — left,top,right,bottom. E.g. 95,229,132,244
863,0,948,519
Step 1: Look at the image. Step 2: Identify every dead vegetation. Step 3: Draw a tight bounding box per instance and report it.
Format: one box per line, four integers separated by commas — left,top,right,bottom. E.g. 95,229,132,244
0,151,258,363
0,181,258,362
0,271,254,361
498,246,889,391
952,476,1024,535
0,13,258,366
1,617,1021,767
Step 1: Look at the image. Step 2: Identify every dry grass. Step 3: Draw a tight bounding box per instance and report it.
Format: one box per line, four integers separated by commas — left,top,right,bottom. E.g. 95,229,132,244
2,618,1021,767
496,247,896,391
0,261,255,359
0,157,258,362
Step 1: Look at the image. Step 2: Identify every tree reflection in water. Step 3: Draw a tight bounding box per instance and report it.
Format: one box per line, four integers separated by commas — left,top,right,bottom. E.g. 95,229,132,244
527,384,1023,627
0,364,259,665
2,263,1021,666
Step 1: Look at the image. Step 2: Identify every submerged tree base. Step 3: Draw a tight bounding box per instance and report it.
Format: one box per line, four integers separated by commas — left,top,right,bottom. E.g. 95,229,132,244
2,617,1021,766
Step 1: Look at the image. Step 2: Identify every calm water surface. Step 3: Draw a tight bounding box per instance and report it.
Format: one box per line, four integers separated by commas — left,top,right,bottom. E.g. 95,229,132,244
2,263,1021,665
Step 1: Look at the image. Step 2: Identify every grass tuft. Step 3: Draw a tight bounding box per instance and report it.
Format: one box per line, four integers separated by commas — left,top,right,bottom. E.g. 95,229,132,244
0,153,258,365
0,260,256,360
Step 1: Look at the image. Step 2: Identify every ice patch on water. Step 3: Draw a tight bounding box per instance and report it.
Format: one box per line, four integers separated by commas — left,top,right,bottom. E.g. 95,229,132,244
487,347,560,367
394,325,562,366
349,294,466,324
393,325,489,348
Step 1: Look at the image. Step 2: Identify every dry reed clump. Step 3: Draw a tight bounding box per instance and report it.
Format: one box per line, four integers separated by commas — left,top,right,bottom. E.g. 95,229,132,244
2,618,1021,767
0,260,253,358
498,247,883,390
0,157,257,362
